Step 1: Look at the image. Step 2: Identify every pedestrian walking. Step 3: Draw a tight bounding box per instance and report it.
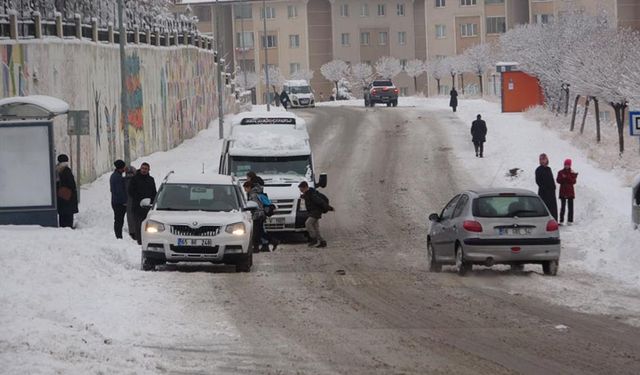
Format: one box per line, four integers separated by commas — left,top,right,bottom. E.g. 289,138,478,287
110,159,128,239
124,166,137,240
128,162,157,244
55,154,78,228
298,181,332,248
556,159,578,225
280,88,291,110
471,114,487,158
535,153,558,221
449,87,458,112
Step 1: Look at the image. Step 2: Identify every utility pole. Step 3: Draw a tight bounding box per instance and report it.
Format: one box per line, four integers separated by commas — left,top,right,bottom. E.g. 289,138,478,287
240,0,247,87
262,0,270,111
118,0,130,164
216,0,224,139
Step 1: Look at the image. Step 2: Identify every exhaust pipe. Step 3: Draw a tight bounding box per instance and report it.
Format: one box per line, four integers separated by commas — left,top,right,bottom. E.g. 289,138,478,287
485,257,495,267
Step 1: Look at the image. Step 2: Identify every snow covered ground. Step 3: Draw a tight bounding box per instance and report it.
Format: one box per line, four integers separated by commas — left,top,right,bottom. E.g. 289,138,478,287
2,98,640,373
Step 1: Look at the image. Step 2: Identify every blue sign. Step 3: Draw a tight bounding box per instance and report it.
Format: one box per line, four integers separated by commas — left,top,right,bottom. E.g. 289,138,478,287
630,111,640,136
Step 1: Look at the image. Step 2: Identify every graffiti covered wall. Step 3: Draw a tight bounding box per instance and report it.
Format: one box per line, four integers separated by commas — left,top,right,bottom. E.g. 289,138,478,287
0,41,234,183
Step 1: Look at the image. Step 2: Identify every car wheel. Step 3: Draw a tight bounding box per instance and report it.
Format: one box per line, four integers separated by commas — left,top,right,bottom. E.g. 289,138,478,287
386,102,392,107
370,101,375,107
392,100,398,107
141,254,156,271
364,99,369,107
510,264,525,272
455,245,471,276
427,241,442,272
542,260,559,276
236,250,253,273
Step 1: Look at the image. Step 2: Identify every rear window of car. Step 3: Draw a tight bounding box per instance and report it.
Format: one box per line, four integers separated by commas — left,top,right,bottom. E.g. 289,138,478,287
472,195,548,218
372,80,393,87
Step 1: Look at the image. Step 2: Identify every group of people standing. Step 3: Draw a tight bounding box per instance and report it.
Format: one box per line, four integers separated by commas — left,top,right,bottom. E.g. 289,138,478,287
536,154,579,225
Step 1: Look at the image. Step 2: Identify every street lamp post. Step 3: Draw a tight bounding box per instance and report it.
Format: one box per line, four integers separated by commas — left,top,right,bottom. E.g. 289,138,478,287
117,0,130,164
216,0,224,139
262,0,270,111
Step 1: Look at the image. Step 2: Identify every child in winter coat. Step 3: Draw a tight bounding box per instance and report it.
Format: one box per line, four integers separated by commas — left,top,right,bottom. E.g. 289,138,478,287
556,159,578,224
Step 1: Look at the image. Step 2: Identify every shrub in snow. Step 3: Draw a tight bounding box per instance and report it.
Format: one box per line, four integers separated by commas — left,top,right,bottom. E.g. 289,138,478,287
321,60,350,98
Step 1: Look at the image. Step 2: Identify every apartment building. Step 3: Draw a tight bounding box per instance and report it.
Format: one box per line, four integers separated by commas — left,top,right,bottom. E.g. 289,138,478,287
530,0,640,29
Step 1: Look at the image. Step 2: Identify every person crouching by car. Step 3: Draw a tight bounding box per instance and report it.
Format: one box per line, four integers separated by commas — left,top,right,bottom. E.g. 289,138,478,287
298,181,332,248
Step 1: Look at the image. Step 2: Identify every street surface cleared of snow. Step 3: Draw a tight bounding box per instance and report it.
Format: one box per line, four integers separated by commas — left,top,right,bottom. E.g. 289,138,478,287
2,98,640,373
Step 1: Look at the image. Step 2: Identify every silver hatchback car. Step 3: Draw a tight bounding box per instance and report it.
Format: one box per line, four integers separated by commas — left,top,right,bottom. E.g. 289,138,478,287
427,188,560,276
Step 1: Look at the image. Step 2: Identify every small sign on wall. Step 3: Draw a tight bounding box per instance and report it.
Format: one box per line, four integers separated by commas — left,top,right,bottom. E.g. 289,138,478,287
67,110,90,136
630,111,640,136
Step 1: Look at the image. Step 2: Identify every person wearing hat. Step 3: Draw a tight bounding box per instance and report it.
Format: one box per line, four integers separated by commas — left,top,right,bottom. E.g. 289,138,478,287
55,154,78,228
556,158,578,225
110,159,128,239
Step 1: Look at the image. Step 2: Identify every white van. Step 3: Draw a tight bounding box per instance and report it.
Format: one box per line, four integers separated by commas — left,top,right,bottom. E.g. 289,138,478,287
219,125,327,233
283,80,315,108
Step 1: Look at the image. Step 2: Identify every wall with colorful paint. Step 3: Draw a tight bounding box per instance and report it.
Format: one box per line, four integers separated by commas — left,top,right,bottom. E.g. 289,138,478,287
0,41,235,183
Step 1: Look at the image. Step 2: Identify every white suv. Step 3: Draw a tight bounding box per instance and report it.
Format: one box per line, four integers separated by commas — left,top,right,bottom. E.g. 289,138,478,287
140,172,256,272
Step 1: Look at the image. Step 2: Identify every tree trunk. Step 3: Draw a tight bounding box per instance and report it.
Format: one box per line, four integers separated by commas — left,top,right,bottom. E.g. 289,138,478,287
593,97,601,143
580,96,590,134
334,81,339,100
460,74,465,95
436,78,441,95
564,86,570,116
478,74,483,96
413,76,418,94
451,73,455,89
611,102,627,154
570,95,580,131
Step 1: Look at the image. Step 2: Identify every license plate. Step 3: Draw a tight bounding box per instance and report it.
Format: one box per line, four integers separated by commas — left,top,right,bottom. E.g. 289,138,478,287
497,228,532,236
177,238,212,246
267,217,285,224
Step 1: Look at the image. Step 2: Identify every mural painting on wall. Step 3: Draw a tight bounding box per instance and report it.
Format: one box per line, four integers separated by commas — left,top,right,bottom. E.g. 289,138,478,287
125,53,144,158
93,85,118,171
1,45,29,97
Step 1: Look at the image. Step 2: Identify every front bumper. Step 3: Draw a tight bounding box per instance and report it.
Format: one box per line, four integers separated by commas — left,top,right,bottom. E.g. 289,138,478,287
263,210,309,232
370,95,397,103
143,235,250,263
291,98,315,107
462,238,560,264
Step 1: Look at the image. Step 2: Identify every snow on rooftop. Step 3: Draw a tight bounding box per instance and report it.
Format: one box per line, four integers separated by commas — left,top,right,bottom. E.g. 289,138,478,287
230,127,310,156
496,62,520,66
284,80,310,86
165,172,235,185
0,95,69,116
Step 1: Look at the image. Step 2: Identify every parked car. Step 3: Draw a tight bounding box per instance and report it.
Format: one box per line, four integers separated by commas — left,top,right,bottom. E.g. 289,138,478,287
427,188,560,276
364,80,399,107
140,172,256,272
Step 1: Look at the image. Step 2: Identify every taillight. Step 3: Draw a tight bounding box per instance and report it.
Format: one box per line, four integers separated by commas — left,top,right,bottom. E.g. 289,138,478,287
546,220,559,231
372,89,377,94
463,220,483,232
393,88,399,94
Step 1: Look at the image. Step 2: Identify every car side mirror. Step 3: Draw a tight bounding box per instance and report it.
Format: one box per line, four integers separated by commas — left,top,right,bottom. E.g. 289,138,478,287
140,198,152,208
243,201,259,211
317,173,328,188
428,213,440,222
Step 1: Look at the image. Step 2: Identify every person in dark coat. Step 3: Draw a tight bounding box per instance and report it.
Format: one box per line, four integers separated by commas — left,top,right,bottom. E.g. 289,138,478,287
449,87,458,112
636,183,640,206
557,159,578,225
298,181,332,248
471,114,487,158
243,180,267,253
246,171,265,189
244,173,279,251
535,153,558,221
110,159,128,239
124,166,137,240
55,154,78,228
128,162,157,244
280,89,291,110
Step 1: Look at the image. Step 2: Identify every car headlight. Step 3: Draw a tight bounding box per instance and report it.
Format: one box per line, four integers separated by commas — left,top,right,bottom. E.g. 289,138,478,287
298,199,307,211
292,95,298,100
225,222,246,236
145,220,165,233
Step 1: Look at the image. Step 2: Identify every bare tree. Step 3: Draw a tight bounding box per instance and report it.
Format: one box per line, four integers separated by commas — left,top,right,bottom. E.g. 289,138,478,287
261,65,285,104
374,56,402,80
404,59,427,94
428,58,447,95
348,63,374,98
234,71,258,92
321,60,350,97
291,69,314,82
462,43,494,96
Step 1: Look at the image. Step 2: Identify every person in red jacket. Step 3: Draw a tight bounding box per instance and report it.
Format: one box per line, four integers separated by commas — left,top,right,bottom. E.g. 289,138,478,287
557,158,578,225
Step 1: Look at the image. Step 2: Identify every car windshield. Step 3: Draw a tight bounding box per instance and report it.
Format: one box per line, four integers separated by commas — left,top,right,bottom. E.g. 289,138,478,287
473,195,548,218
373,80,393,87
288,86,311,94
229,155,311,177
155,184,240,212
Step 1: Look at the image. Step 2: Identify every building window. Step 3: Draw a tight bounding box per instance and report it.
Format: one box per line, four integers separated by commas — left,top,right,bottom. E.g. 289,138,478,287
535,14,554,24
236,31,254,49
400,59,408,70
290,63,301,74
378,31,388,45
341,33,350,46
400,87,408,96
288,5,298,18
340,4,349,17
460,0,476,5
599,111,612,123
360,32,370,45
398,31,406,45
261,7,276,19
377,4,386,16
234,4,252,19
262,35,278,48
435,24,446,38
485,0,504,3
460,23,478,37
361,4,369,16
486,17,506,34
397,3,405,16
289,34,300,48
435,0,445,7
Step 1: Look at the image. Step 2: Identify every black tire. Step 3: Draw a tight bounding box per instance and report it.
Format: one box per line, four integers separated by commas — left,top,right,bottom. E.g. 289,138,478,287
369,100,375,107
455,245,471,276
235,250,253,273
510,264,525,272
141,254,156,271
386,102,392,107
542,260,559,276
364,99,369,107
392,100,398,107
427,241,442,272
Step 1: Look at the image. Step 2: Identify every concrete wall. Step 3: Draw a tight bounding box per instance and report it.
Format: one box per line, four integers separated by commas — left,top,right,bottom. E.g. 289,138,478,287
1,40,235,184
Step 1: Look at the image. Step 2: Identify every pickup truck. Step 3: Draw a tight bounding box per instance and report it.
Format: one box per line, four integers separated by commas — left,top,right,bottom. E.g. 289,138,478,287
364,80,399,107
